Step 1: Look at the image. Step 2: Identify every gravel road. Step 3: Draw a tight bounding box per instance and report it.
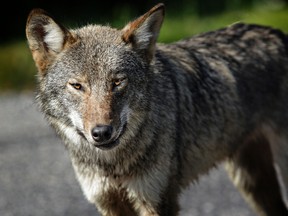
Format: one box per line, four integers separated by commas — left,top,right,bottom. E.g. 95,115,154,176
0,93,256,216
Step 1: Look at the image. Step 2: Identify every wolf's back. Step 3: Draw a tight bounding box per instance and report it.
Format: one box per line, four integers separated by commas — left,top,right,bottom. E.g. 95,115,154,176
161,23,288,118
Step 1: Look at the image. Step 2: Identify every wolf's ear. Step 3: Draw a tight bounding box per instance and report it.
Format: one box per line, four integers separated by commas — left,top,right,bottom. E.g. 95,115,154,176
26,9,77,75
122,3,165,63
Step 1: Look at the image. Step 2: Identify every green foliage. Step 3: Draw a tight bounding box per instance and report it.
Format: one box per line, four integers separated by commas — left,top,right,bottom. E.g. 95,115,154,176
159,4,288,42
0,42,36,91
1,3,288,91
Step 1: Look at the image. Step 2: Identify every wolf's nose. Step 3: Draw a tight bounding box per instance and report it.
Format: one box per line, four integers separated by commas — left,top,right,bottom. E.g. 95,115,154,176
91,125,113,142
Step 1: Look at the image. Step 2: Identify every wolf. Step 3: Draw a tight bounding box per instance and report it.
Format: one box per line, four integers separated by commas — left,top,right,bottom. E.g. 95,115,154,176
26,3,288,216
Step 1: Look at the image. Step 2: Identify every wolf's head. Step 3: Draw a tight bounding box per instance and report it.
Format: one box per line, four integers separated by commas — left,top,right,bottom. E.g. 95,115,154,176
26,4,165,151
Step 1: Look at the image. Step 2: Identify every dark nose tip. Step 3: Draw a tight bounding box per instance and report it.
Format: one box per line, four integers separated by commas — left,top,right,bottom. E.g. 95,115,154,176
91,125,113,142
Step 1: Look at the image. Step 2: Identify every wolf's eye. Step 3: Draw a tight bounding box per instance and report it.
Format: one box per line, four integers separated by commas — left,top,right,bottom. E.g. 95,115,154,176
114,80,121,86
112,78,127,91
70,83,82,90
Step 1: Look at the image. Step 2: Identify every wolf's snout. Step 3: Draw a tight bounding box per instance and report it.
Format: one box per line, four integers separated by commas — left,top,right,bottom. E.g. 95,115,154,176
91,125,113,143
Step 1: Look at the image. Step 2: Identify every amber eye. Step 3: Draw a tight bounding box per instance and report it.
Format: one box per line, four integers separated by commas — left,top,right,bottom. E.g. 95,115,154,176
112,77,127,91
114,79,122,87
70,83,82,90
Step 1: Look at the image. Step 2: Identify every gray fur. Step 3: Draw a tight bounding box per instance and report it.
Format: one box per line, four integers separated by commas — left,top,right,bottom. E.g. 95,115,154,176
26,3,288,216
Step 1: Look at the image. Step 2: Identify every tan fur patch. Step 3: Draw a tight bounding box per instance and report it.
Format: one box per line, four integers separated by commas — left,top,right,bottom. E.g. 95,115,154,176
83,93,113,133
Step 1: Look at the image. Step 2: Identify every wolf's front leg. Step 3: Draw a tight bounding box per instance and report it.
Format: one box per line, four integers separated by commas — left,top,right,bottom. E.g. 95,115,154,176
94,186,163,216
95,187,137,216
132,194,179,216
130,176,181,216
134,193,180,216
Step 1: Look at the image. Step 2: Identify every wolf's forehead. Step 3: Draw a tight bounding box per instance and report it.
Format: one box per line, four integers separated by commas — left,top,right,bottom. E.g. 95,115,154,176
71,25,126,65
73,25,122,46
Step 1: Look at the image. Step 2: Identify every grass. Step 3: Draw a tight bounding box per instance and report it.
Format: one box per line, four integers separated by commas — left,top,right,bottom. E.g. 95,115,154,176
1,4,288,92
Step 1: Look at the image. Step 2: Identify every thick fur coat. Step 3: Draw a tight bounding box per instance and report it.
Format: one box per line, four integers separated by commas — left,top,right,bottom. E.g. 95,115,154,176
26,3,288,216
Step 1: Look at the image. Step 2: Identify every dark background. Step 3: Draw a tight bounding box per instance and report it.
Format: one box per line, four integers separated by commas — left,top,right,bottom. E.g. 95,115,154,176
1,0,283,43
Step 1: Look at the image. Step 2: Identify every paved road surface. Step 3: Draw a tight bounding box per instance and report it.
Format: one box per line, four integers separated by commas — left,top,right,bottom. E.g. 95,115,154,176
0,93,256,216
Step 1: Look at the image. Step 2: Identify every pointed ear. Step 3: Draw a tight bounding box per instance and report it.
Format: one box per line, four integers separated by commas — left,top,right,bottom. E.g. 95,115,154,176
122,3,165,63
26,9,77,75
